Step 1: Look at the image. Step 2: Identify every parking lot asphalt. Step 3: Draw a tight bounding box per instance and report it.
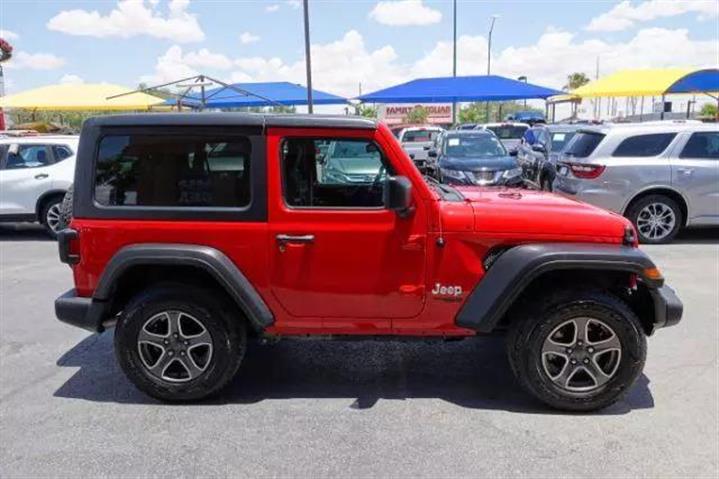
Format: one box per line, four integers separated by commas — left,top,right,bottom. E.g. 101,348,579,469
1,223,717,478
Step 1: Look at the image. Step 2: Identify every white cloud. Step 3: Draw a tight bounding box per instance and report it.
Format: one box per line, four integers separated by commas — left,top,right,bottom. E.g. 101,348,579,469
5,51,65,70
586,0,719,32
265,4,280,13
240,32,260,44
0,29,19,40
369,0,442,26
60,74,85,85
140,45,234,84
47,0,204,43
141,27,718,100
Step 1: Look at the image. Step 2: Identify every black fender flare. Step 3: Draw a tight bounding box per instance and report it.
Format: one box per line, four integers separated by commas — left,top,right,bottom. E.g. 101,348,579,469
455,243,660,333
94,243,274,331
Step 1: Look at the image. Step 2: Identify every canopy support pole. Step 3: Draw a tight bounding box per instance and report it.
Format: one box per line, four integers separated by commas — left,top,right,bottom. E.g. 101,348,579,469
660,94,666,120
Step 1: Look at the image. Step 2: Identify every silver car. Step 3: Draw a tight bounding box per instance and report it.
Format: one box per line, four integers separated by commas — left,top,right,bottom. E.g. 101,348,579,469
554,121,719,243
397,126,444,171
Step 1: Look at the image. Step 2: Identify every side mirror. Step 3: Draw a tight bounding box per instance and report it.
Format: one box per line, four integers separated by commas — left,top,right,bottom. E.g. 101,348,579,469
531,144,547,153
409,153,415,160
509,149,518,157
427,149,438,158
385,176,413,217
423,145,431,151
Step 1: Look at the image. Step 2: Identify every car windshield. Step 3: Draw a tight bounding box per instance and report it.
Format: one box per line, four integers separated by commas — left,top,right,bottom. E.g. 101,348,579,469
486,125,528,140
550,131,577,151
564,132,605,158
443,134,507,158
402,130,440,143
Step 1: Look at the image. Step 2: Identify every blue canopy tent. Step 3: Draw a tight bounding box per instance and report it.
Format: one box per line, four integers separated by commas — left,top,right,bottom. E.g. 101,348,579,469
356,75,562,103
166,81,348,108
666,68,719,95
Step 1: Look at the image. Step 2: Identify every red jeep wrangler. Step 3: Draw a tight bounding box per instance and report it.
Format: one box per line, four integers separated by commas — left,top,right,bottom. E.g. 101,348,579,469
55,113,682,411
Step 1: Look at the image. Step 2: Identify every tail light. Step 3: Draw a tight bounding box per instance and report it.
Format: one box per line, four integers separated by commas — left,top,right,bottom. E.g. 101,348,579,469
566,162,605,179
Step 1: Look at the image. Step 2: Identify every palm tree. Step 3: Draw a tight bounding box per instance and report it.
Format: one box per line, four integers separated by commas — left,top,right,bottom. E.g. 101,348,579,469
564,72,590,92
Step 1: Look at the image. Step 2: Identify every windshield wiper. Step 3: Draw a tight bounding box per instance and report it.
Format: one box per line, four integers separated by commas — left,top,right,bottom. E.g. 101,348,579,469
424,175,463,199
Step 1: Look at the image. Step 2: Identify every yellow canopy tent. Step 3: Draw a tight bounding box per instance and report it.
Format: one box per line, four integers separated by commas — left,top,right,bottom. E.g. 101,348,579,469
571,68,693,98
0,83,165,110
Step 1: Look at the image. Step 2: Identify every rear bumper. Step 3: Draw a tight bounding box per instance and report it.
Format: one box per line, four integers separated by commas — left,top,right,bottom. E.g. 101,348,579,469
55,289,107,333
649,284,683,331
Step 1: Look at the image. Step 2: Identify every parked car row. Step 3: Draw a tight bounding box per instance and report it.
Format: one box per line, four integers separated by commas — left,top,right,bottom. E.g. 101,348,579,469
394,119,717,244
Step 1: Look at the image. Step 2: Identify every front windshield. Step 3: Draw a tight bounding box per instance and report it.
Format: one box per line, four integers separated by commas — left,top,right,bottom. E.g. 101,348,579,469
486,125,528,140
443,134,507,158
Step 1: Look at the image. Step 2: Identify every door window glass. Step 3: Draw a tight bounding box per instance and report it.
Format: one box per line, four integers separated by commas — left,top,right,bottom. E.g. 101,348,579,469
282,138,390,208
612,133,677,157
52,145,74,161
679,132,719,160
5,145,51,169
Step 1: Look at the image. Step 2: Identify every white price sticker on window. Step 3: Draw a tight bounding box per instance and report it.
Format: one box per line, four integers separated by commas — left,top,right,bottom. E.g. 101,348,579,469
448,138,460,146
553,133,566,141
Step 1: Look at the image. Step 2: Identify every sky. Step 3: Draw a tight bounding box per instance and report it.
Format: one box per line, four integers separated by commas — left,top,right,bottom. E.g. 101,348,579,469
1,0,718,102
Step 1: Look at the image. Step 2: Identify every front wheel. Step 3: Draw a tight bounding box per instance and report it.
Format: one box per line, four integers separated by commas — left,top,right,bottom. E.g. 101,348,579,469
507,291,646,412
114,285,246,402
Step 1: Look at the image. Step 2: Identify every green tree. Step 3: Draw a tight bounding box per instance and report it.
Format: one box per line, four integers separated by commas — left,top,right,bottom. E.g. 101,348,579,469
699,103,718,118
458,101,543,124
356,104,378,118
404,106,429,124
563,72,590,91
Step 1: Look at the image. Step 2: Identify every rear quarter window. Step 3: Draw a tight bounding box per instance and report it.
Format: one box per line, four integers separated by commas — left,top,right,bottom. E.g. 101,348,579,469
612,133,677,157
564,132,605,158
94,134,251,208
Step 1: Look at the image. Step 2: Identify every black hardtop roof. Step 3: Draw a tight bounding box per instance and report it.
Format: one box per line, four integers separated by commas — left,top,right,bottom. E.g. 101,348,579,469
85,112,377,130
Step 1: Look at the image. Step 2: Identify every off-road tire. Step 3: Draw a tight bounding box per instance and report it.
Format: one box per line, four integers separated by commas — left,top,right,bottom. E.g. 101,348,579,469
114,284,246,402
57,185,73,231
507,290,646,412
626,194,682,244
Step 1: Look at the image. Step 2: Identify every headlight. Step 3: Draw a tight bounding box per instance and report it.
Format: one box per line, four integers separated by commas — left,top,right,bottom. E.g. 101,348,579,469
503,167,522,178
441,168,467,180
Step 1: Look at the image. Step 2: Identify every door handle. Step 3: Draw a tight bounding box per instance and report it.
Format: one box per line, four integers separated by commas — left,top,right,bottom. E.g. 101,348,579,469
34,173,49,180
276,234,315,244
677,167,694,176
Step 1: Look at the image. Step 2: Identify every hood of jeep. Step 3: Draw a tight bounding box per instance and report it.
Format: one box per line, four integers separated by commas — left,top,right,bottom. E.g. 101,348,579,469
454,187,630,240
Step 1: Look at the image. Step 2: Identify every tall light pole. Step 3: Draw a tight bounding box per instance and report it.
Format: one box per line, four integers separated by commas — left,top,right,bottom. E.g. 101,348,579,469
518,75,527,108
486,15,498,121
303,0,313,113
452,0,457,125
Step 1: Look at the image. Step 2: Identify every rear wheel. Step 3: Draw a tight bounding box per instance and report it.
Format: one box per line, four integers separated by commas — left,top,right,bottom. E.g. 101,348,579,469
114,285,246,402
627,194,682,244
40,196,64,239
507,291,646,412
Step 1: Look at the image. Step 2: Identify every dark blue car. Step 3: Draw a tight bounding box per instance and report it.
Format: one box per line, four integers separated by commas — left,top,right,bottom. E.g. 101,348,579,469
428,130,523,187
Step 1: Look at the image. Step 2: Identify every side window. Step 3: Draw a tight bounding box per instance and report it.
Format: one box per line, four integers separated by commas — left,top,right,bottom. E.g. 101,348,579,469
52,145,74,161
612,133,677,157
281,138,391,208
94,134,251,208
679,132,719,160
5,145,51,169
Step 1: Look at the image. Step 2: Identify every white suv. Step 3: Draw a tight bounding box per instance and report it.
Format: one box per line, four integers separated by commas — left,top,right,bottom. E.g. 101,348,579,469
0,135,79,237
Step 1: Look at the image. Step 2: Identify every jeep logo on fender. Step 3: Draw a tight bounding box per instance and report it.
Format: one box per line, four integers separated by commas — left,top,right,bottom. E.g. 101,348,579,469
431,283,463,299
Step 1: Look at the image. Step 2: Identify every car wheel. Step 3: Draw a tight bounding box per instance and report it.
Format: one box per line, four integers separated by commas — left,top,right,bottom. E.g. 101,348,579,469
627,194,682,244
114,285,246,402
57,185,73,231
507,291,646,412
41,197,64,239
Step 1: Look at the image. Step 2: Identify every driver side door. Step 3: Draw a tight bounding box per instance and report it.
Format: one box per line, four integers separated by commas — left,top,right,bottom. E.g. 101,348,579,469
266,128,428,332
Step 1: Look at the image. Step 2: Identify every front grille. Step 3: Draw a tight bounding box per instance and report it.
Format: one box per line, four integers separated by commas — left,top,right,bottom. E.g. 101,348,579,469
472,170,497,184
